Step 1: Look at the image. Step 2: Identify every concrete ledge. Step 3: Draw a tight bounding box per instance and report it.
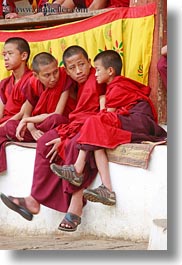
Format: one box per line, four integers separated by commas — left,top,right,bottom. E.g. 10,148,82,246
0,143,167,241
148,219,167,250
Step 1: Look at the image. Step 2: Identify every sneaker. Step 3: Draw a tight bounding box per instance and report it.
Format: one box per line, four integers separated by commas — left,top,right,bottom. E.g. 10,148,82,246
83,184,116,206
50,164,83,187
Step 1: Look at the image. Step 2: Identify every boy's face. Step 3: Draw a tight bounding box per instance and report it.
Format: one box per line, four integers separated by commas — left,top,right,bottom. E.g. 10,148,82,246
34,61,59,88
65,53,91,84
2,43,28,71
94,59,113,84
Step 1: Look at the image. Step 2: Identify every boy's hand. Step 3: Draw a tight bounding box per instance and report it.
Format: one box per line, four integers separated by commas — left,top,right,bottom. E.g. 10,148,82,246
16,119,27,141
5,13,20,19
45,138,61,163
30,128,44,141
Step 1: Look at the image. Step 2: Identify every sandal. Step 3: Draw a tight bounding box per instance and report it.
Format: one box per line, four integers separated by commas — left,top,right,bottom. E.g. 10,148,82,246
58,212,81,232
50,164,83,187
0,193,33,221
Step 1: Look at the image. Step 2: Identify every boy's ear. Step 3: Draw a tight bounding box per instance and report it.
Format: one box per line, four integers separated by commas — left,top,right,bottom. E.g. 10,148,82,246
88,58,92,68
32,71,39,79
108,67,115,76
21,51,29,62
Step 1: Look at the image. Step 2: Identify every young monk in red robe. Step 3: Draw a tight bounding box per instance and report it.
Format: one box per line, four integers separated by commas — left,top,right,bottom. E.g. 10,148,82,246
0,37,32,126
0,45,105,232
50,50,167,206
0,37,33,172
0,52,76,173
15,51,76,142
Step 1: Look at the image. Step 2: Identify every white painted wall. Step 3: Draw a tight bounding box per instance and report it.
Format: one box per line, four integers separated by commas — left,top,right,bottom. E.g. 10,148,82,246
0,143,167,241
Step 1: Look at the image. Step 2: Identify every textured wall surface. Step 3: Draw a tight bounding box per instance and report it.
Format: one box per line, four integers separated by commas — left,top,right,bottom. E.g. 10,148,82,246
0,142,167,241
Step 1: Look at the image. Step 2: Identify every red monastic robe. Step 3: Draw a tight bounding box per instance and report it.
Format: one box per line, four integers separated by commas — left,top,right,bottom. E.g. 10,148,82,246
56,67,105,159
31,67,105,212
108,0,130,7
0,68,33,124
0,0,3,17
77,75,161,149
0,67,76,173
0,68,33,173
31,67,76,118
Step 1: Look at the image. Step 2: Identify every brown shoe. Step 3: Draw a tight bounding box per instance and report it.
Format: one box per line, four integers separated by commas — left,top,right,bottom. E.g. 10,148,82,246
50,164,83,187
83,185,116,206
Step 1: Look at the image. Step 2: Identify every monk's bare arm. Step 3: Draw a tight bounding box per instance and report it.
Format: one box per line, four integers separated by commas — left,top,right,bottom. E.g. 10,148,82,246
99,95,106,110
54,90,69,114
16,90,69,127
107,107,116,112
15,101,34,140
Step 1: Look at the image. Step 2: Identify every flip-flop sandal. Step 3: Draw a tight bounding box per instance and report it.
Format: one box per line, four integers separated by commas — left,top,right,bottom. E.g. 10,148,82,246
50,164,83,187
58,212,81,232
0,193,33,221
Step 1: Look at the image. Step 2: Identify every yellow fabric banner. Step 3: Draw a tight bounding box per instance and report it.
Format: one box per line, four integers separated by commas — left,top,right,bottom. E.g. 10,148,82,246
0,3,156,84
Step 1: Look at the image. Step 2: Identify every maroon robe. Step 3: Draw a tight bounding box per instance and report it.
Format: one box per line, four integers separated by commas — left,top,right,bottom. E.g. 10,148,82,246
0,67,76,173
0,0,3,17
31,67,105,212
0,114,69,173
157,55,167,89
77,76,167,149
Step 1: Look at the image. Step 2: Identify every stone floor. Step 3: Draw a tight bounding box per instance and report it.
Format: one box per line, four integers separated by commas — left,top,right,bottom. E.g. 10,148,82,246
0,234,148,250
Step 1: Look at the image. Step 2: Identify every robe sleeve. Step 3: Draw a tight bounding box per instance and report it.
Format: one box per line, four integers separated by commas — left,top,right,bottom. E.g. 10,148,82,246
19,74,42,109
0,77,12,104
0,80,7,104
